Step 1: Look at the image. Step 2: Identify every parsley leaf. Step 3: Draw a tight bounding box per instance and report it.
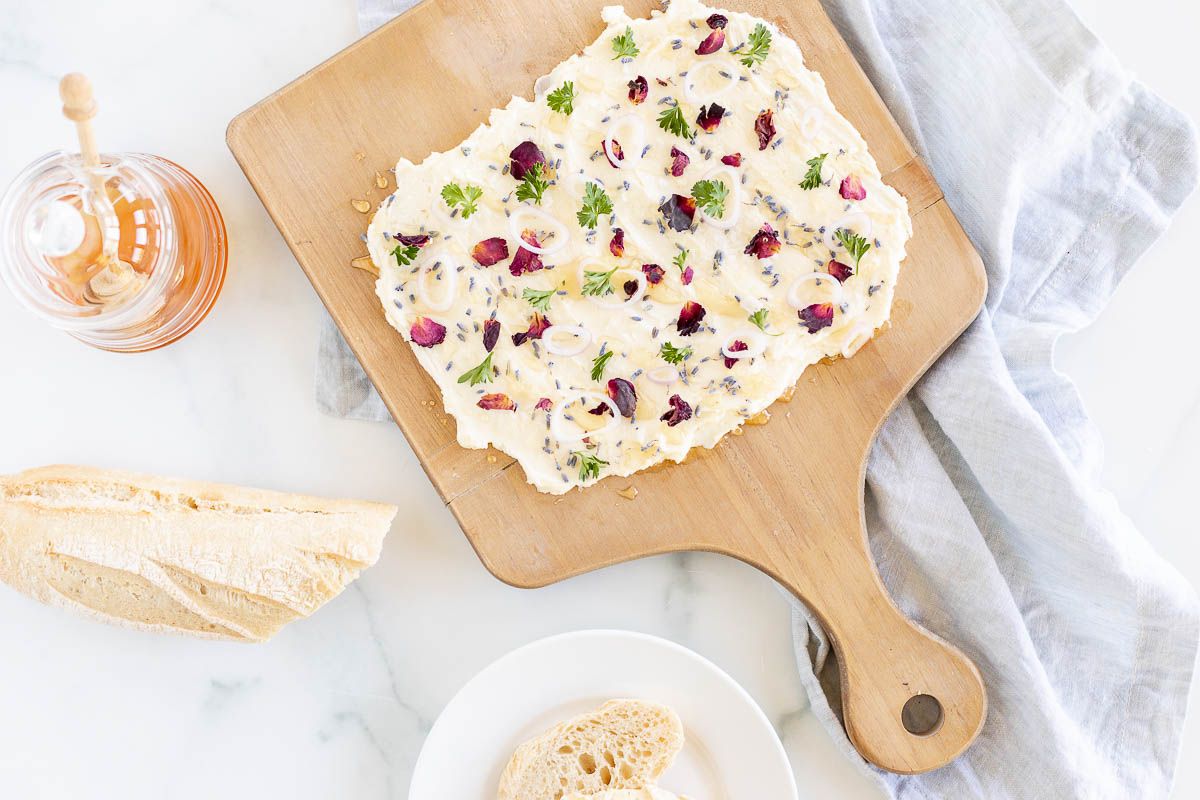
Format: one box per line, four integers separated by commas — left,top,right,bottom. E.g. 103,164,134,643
659,341,692,365
515,163,550,205
591,349,614,381
440,182,483,219
392,244,420,266
800,153,828,191
836,228,872,268
749,309,769,330
691,179,729,218
657,106,693,139
733,23,772,68
546,81,576,115
572,450,609,482
611,26,639,60
576,181,614,229
456,352,494,386
582,266,618,297
672,249,689,271
522,287,555,312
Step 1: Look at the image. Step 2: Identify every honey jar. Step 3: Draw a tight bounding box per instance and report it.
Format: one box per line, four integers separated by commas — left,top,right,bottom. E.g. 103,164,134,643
0,76,227,352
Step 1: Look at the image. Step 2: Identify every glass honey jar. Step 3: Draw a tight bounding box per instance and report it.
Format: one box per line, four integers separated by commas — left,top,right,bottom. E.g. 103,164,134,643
0,151,227,352
0,75,227,353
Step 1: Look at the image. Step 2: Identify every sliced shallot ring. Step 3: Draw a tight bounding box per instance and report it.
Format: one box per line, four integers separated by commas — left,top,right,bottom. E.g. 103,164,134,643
799,106,825,140
786,272,843,310
533,74,555,96
416,248,459,312
604,113,647,171
542,325,593,356
721,329,767,360
646,366,679,385
824,212,873,249
683,57,739,105
840,322,876,358
508,205,569,256
698,164,742,230
576,256,607,293
551,393,621,443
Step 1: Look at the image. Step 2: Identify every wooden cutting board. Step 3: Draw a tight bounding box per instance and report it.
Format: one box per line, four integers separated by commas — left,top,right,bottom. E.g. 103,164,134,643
228,0,987,774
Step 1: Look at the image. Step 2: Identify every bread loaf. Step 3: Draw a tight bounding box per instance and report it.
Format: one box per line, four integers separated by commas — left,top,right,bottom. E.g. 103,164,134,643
497,699,685,800
0,465,397,642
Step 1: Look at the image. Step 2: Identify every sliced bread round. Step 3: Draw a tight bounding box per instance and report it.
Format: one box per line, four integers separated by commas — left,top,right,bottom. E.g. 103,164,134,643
497,699,684,800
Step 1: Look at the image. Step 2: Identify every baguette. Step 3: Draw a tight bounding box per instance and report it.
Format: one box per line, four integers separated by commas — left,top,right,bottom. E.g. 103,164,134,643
0,465,397,642
498,699,685,800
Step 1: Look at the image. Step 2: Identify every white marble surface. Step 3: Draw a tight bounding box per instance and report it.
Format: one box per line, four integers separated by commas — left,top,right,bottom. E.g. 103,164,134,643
0,1,1195,797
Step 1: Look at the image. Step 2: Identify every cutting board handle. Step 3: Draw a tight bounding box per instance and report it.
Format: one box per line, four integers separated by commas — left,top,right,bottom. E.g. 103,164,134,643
773,509,986,773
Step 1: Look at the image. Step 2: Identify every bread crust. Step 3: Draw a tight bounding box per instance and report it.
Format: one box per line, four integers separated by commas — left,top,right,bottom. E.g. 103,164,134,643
497,699,684,800
0,465,397,641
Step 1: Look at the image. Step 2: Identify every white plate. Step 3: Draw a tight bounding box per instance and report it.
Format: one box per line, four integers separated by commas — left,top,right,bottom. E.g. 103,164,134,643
409,629,799,800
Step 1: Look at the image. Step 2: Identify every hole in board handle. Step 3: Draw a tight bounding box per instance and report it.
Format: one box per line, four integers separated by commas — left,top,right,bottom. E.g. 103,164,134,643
901,694,944,736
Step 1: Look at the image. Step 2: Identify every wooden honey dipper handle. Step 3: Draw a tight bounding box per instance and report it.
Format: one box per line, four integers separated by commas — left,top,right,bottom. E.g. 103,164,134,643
58,72,128,276
59,73,101,170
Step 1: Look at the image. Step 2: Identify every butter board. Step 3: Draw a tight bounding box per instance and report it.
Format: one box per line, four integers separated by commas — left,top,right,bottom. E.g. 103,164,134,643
228,0,988,773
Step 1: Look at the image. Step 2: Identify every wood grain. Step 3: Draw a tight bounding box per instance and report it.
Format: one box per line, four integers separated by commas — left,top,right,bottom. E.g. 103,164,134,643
228,0,987,773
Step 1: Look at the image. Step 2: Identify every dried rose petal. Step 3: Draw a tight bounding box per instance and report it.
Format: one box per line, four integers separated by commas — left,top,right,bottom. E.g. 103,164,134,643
840,174,867,201
670,146,690,177
681,265,694,285
604,138,625,168
472,237,509,267
588,402,612,417
799,303,835,333
659,194,697,232
535,397,552,411
609,228,625,257
512,312,552,346
482,318,500,352
721,152,742,167
755,109,776,150
623,279,639,297
723,339,748,369
660,394,693,427
641,263,664,284
477,393,516,411
527,312,551,337
509,230,545,276
743,223,782,259
826,260,853,283
607,378,637,418
706,13,728,29
696,29,725,55
395,234,431,248
410,316,446,347
677,301,707,336
627,76,648,105
509,246,543,276
696,103,725,133
509,141,547,180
